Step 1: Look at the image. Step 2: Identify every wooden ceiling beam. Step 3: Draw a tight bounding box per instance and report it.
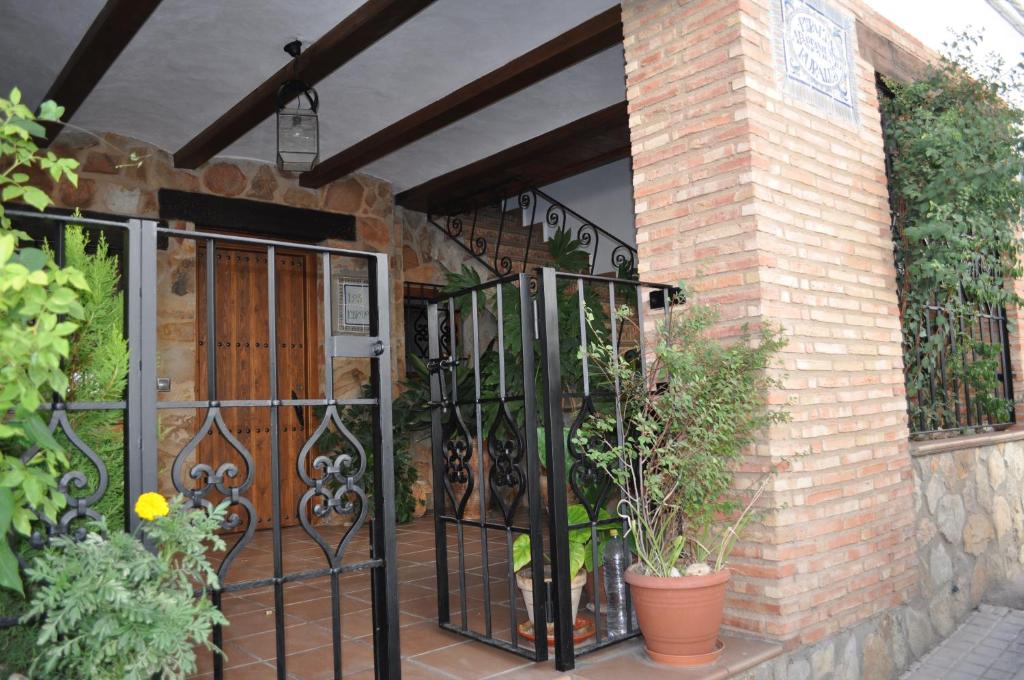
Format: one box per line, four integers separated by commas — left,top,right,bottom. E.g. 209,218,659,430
173,0,435,170
299,6,623,189
39,0,164,145
396,101,630,214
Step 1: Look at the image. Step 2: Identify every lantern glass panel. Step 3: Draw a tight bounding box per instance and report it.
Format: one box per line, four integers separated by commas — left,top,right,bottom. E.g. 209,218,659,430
277,108,318,172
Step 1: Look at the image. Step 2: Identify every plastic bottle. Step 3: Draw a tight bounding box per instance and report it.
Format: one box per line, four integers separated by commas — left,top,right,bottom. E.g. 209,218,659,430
603,531,629,636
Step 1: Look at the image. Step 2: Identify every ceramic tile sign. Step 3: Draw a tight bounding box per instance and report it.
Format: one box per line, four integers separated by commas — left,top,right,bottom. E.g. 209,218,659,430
772,0,859,124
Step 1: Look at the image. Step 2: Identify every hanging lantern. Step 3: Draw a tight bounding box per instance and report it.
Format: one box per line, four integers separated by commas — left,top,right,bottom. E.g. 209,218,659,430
276,41,319,172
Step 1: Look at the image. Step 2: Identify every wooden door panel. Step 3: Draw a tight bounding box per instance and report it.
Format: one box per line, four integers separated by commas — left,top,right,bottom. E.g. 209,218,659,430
196,244,316,531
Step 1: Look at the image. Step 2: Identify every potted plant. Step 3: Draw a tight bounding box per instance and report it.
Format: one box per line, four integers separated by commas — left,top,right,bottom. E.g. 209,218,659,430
511,504,610,643
578,291,787,666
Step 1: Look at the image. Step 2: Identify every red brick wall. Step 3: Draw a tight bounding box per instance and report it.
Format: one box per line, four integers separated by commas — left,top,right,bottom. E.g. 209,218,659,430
621,0,934,644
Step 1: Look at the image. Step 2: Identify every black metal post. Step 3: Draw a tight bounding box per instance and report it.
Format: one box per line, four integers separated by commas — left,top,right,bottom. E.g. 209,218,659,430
427,302,451,625
518,274,548,661
537,267,575,671
368,253,401,679
266,246,288,680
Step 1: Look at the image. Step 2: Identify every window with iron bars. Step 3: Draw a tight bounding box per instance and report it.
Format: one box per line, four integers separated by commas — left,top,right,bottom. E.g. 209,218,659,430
879,78,1016,437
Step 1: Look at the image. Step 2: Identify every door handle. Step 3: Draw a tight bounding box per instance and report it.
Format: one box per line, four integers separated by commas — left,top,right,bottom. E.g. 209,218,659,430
291,390,304,428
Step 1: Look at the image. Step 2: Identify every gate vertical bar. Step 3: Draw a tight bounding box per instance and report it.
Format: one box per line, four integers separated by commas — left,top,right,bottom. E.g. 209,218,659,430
203,238,226,680
266,246,288,680
427,302,451,625
368,253,401,679
320,251,344,680
470,289,492,637
537,267,575,671
518,274,548,661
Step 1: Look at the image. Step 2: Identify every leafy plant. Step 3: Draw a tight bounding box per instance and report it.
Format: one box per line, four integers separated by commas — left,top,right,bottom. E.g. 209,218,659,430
578,291,788,577
0,87,84,595
21,495,228,680
882,32,1024,434
511,504,614,577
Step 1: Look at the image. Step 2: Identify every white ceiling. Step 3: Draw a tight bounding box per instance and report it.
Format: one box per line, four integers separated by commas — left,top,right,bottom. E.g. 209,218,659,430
0,0,625,192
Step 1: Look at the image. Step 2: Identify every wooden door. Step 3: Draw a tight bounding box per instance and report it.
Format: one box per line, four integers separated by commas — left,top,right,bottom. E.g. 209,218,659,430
196,243,317,531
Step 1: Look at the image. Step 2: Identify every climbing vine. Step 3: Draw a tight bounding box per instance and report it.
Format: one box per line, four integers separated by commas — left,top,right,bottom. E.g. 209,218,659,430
882,33,1024,434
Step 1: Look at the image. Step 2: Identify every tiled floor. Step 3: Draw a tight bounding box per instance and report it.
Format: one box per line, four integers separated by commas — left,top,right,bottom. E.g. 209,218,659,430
190,516,780,679
902,605,1024,680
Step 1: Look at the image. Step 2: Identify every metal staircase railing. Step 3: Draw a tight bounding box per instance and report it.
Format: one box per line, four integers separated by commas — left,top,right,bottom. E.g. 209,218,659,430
426,188,637,278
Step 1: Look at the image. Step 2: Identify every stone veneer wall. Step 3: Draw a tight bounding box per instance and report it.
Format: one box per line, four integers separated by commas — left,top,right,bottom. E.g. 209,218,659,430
397,206,512,510
33,131,402,497
732,432,1024,680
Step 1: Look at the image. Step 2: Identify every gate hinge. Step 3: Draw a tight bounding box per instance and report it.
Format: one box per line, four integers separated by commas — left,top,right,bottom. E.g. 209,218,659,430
544,580,554,624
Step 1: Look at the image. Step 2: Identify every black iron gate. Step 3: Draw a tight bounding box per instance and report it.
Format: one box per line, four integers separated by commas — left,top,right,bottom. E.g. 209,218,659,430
427,266,674,671
427,273,548,661
4,210,400,680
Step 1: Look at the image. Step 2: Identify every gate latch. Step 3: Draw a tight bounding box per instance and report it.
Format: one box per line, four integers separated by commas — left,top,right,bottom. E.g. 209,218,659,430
426,398,452,413
426,356,459,374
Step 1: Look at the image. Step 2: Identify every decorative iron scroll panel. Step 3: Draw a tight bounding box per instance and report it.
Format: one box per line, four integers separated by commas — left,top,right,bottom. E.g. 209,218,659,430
427,267,675,671
426,188,637,280
2,212,400,680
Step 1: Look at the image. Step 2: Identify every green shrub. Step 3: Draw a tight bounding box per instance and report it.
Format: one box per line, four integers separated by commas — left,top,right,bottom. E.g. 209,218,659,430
579,292,788,576
882,32,1024,433
22,495,228,680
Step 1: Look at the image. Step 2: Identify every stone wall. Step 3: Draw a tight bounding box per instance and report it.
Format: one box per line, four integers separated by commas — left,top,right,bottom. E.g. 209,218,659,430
733,432,1024,680
397,206,505,510
36,131,401,498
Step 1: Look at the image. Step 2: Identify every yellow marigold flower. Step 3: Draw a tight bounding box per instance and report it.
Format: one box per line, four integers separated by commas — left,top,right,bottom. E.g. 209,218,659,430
134,492,170,521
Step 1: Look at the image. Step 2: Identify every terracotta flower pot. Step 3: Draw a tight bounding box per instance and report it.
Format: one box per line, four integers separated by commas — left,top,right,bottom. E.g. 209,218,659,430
624,566,730,666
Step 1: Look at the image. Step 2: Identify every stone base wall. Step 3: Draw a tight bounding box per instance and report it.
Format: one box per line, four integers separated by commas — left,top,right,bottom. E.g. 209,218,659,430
734,431,1024,679
398,206,512,511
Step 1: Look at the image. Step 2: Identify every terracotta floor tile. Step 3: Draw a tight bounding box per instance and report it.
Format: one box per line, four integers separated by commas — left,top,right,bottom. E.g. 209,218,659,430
233,621,337,661
280,640,376,679
411,638,537,679
222,609,304,638
393,621,471,657
209,516,696,679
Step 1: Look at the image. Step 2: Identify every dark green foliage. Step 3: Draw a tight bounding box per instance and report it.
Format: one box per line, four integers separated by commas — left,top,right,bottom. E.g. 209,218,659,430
317,359,428,525
59,226,129,529
882,32,1024,433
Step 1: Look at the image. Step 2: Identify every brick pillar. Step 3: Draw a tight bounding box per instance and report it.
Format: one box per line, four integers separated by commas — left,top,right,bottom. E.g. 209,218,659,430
622,0,916,644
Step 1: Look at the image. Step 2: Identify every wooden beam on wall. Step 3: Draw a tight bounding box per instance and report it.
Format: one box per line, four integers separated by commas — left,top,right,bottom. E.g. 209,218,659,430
396,101,630,214
299,6,623,189
173,0,435,170
39,0,164,145
856,19,929,84
158,189,356,242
